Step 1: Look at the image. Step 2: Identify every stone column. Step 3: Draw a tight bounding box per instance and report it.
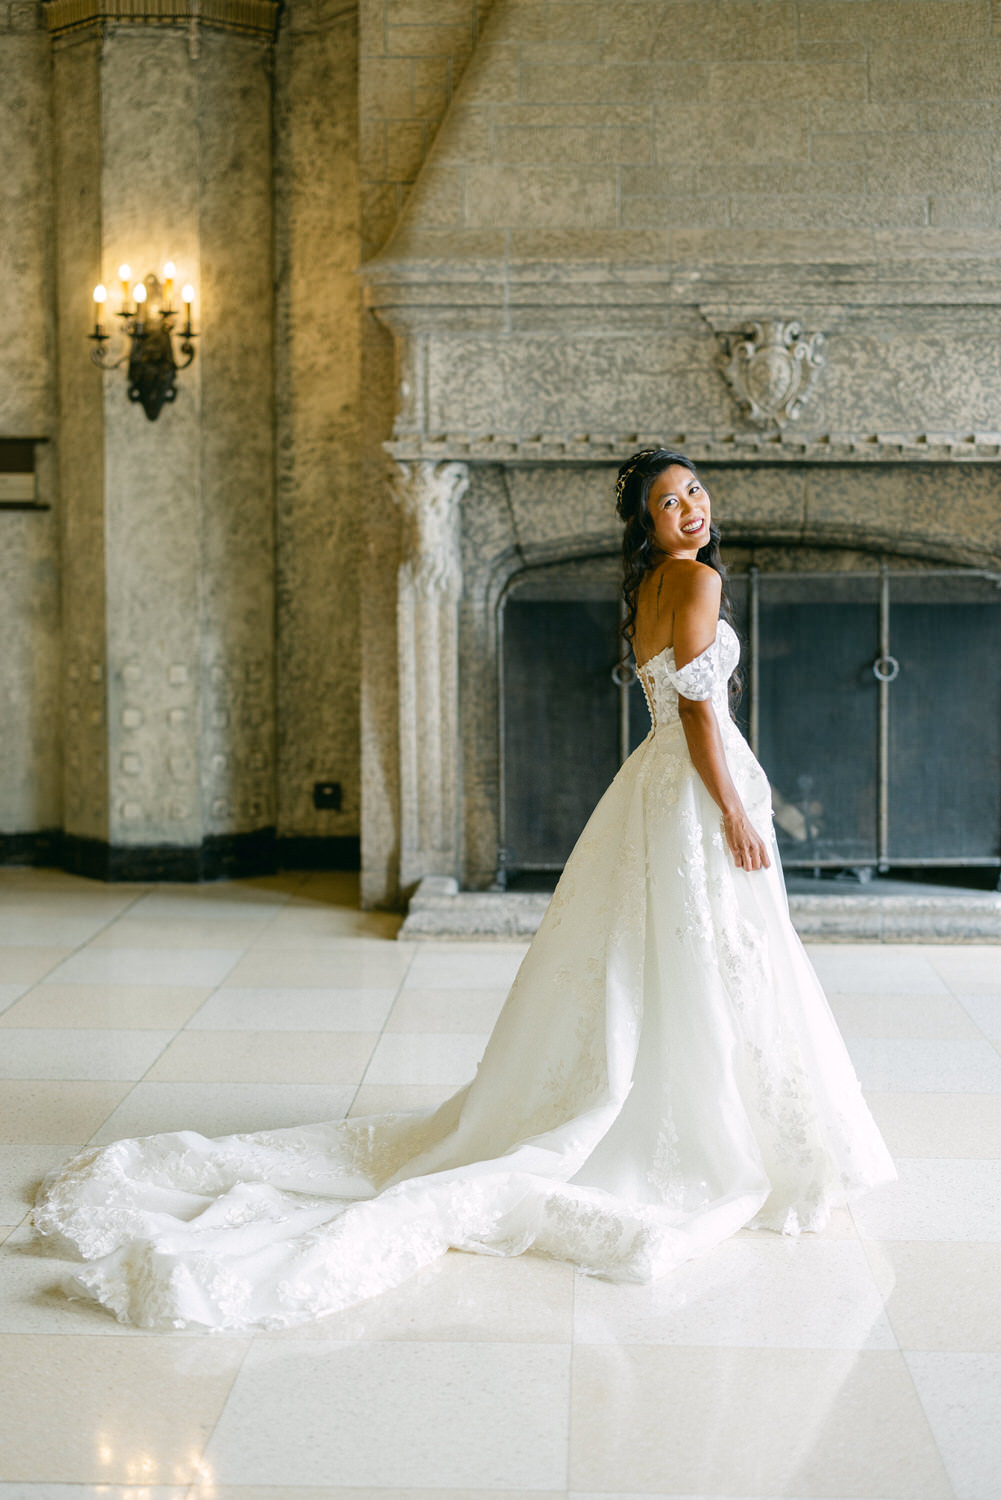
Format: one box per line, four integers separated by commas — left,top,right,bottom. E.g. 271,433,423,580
47,0,278,876
390,458,469,892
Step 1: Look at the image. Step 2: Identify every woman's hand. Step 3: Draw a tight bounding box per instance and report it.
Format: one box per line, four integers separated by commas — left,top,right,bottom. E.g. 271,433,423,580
722,808,771,871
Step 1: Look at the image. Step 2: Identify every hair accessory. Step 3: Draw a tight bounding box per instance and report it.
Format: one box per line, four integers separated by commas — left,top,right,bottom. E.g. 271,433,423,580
615,448,662,506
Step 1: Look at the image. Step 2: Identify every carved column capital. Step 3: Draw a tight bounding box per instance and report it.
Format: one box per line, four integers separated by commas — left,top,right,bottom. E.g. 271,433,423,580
390,458,469,599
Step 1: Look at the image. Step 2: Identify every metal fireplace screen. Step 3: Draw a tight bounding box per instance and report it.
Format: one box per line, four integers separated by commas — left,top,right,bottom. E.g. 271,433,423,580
498,563,1001,879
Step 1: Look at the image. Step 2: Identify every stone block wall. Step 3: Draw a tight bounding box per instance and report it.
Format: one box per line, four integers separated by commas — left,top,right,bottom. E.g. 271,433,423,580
385,0,1001,248
0,0,61,837
360,0,495,255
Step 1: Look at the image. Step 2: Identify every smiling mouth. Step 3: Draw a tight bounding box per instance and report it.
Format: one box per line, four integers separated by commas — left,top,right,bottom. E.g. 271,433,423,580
680,517,705,535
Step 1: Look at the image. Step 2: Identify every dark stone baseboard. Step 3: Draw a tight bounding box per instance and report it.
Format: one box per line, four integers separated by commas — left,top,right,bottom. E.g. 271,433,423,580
0,829,361,882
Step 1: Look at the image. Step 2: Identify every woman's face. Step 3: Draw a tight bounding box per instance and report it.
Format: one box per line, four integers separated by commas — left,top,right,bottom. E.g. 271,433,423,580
646,463,711,558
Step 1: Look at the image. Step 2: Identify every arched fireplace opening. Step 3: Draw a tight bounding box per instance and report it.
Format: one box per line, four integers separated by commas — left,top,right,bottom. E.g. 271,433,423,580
496,547,1001,893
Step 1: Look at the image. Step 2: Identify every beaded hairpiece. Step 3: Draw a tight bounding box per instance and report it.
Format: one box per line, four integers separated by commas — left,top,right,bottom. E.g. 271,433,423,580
614,447,663,506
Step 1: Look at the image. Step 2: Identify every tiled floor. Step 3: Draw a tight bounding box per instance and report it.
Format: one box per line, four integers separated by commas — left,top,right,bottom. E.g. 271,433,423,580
0,866,999,1500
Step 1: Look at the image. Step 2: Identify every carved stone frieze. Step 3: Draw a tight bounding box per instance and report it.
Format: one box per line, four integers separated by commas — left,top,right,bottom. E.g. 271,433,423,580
715,318,825,429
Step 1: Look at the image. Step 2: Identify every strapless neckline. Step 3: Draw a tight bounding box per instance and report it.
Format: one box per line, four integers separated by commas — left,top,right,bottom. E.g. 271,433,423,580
636,619,733,674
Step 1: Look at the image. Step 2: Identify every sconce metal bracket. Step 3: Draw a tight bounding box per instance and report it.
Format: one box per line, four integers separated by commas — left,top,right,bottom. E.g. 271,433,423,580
89,273,197,421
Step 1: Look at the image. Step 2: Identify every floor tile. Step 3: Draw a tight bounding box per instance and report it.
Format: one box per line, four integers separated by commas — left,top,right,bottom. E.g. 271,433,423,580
272,1248,574,1344
865,1240,1001,1351
0,947,71,984
190,1489,545,1500
0,1143,85,1221
0,1487,189,1499
0,983,212,1030
204,1340,570,1490
187,987,396,1032
867,1091,1001,1157
0,1226,153,1335
384,987,509,1033
0,981,30,1015
252,905,404,943
0,916,116,947
574,1236,894,1349
0,1333,248,1484
88,919,264,949
127,891,287,920
852,1158,1001,1241
828,990,982,1039
0,1081,131,1144
805,944,951,996
404,945,528,991
90,1082,354,1142
956,991,1001,1039
0,1029,173,1081
144,1030,377,1084
906,1351,1001,1500
845,1037,1001,1092
362,1031,487,1086
927,946,1001,995
348,1083,460,1117
570,1346,950,1497
223,947,412,990
46,948,243,988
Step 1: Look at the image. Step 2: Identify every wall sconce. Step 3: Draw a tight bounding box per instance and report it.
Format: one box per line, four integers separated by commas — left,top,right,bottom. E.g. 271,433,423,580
89,263,197,421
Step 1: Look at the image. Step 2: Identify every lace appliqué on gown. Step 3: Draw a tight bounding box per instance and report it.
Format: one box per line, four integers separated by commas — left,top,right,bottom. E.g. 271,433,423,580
33,618,897,1330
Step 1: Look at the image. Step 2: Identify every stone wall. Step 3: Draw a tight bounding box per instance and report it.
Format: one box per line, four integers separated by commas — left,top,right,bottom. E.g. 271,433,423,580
0,1,61,837
274,0,363,849
385,0,1001,251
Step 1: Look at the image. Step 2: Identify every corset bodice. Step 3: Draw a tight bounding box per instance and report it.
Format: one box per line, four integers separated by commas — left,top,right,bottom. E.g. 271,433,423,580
636,619,740,730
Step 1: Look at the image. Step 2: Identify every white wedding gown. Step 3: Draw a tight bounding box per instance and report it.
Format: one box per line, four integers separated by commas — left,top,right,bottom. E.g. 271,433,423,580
34,620,896,1330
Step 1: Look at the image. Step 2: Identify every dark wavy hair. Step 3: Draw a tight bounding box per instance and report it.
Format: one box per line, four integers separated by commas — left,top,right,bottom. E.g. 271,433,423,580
615,447,741,707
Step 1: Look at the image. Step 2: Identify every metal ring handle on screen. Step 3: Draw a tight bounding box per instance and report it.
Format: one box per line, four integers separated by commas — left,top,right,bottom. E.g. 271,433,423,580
871,655,900,682
612,662,636,687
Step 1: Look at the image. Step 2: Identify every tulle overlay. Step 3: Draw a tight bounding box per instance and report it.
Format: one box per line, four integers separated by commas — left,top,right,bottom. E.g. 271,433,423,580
34,621,896,1330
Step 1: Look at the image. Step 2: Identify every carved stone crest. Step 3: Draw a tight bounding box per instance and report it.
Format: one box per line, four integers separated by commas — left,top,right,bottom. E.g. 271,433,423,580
716,318,825,428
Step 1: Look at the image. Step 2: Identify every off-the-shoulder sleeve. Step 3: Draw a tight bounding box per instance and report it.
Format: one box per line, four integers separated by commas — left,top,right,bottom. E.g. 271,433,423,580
665,639,720,701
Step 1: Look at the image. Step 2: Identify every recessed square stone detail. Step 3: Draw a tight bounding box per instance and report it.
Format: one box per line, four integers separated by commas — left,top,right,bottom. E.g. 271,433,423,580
168,754,192,779
121,753,142,775
212,710,229,728
168,664,189,686
169,801,189,820
122,708,143,729
89,662,103,683
122,663,143,684
168,707,188,727
121,801,143,822
211,798,230,818
67,706,80,724
211,754,228,772
88,708,103,726
66,662,79,682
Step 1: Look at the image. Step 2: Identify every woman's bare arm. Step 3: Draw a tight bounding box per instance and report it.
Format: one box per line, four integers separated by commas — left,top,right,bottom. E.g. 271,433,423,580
673,566,771,872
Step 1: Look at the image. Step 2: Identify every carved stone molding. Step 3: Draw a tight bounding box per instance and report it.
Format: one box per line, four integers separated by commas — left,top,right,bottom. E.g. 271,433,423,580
390,459,469,889
714,318,825,429
44,0,280,39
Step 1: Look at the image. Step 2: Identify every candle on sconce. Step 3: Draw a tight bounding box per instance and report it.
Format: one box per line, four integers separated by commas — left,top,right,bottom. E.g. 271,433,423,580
163,261,175,310
133,282,147,327
181,283,194,334
118,264,131,314
92,284,107,335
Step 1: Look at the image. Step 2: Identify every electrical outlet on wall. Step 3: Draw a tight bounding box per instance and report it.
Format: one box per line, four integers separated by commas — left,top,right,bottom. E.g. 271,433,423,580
313,781,342,810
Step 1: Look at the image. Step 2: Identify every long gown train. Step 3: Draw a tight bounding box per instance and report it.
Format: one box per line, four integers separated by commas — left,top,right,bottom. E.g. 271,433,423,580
33,620,897,1330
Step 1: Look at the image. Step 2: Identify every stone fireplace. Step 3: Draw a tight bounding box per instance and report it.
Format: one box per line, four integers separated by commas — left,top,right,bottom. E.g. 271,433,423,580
355,1,1001,933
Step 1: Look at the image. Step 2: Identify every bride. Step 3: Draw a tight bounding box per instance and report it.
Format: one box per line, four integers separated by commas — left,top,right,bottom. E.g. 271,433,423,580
34,447,897,1331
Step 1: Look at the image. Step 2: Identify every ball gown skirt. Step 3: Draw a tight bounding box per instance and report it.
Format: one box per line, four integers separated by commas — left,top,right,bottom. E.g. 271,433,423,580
33,620,897,1330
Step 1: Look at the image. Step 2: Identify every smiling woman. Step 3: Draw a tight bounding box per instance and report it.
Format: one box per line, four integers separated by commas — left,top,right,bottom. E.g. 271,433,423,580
31,446,896,1333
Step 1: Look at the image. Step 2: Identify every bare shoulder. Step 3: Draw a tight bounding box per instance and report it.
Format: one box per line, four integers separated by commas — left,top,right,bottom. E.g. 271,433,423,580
672,559,722,601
